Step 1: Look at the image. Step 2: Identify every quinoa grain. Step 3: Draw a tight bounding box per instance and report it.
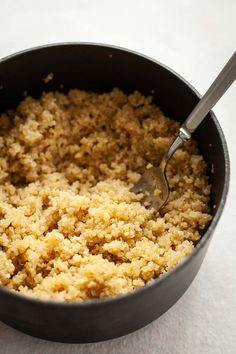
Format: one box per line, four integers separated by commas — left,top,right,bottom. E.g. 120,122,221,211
0,89,211,301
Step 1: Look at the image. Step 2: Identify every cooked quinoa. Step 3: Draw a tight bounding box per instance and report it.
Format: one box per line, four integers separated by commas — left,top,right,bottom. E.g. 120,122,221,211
0,89,211,301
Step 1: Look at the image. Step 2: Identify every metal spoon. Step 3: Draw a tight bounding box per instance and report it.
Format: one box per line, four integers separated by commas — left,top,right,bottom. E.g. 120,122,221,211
131,51,236,211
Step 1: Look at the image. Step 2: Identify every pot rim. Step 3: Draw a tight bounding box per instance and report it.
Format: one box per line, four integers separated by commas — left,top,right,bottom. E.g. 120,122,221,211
0,42,230,308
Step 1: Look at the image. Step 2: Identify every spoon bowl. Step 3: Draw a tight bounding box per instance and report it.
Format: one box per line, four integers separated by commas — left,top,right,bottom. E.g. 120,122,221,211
131,166,169,210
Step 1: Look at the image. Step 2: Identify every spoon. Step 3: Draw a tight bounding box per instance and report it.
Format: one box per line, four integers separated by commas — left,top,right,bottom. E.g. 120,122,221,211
131,51,236,211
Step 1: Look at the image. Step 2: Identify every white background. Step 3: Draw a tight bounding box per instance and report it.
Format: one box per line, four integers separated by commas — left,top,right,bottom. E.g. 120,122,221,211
0,0,235,353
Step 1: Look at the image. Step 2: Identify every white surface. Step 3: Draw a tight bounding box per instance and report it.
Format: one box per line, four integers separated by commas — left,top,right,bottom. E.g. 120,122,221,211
0,0,235,353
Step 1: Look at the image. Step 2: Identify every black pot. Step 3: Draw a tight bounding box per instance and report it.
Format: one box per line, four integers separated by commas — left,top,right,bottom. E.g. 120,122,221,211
0,43,230,343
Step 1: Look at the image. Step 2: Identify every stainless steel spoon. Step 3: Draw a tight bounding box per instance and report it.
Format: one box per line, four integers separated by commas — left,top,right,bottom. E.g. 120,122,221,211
131,51,236,211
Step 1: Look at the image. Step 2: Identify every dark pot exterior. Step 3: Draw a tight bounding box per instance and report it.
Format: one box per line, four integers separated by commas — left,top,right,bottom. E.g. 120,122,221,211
0,43,229,343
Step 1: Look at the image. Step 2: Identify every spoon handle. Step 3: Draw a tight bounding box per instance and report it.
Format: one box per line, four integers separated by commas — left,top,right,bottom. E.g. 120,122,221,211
161,51,236,167
183,50,236,135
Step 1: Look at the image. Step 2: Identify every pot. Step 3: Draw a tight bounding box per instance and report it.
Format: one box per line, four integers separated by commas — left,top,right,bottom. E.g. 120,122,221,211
0,43,230,343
